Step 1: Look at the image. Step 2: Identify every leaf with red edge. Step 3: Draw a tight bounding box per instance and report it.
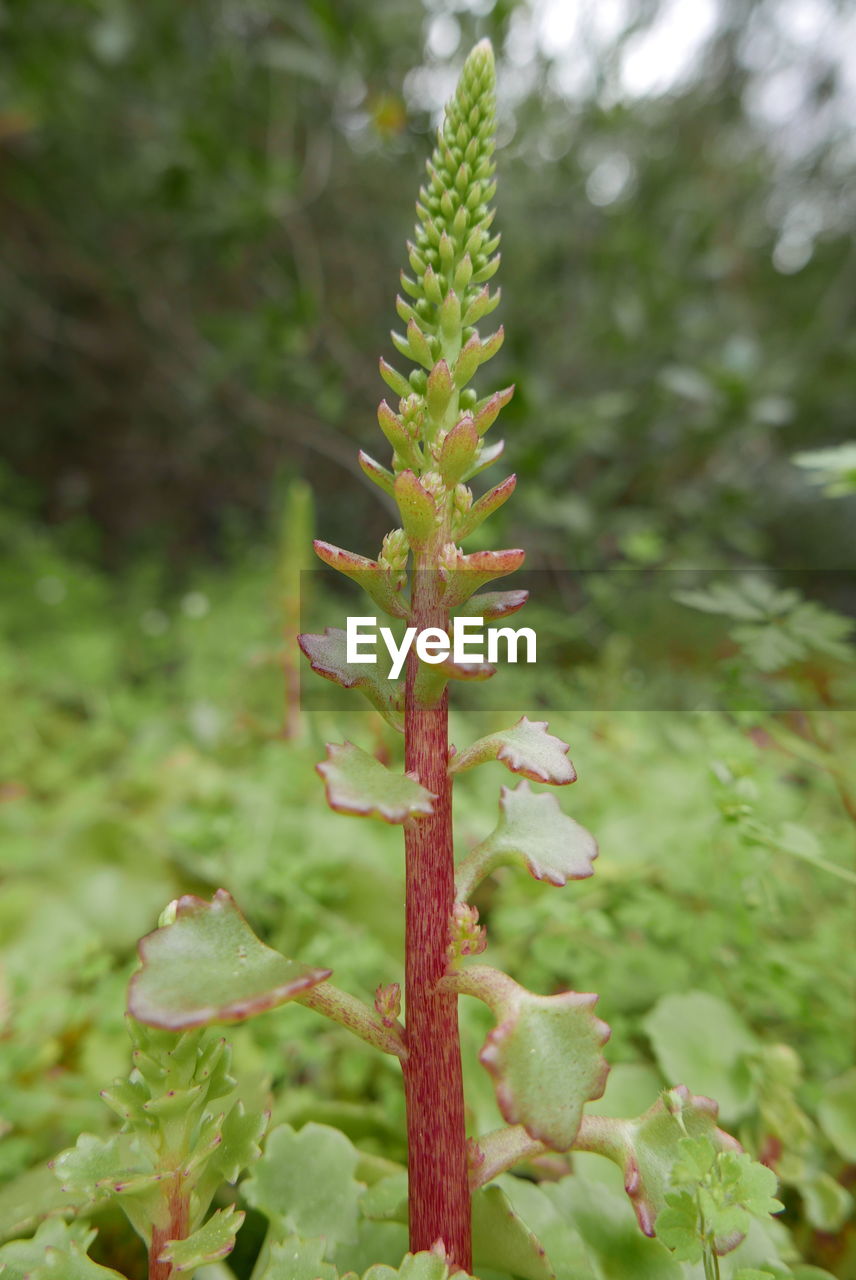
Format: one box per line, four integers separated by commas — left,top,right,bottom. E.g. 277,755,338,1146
443,966,610,1152
317,741,435,823
313,540,408,619
574,1087,743,1238
449,717,576,785
458,474,517,539
298,628,404,732
413,652,497,710
128,890,331,1030
455,781,597,901
441,548,525,608
455,589,529,622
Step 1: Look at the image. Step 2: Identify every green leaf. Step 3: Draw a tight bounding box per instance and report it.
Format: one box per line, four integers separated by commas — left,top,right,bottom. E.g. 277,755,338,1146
0,1219,127,1280
298,629,404,732
128,890,331,1030
817,1066,856,1161
243,1123,362,1247
255,1235,339,1280
654,1191,704,1263
643,992,759,1123
359,1174,408,1223
453,588,529,622
445,966,609,1150
455,782,597,902
542,1175,682,1279
575,1086,741,1236
317,742,435,823
471,1183,555,1280
449,717,576,785
440,549,525,608
0,1162,90,1244
362,1252,474,1280
158,1206,245,1273
313,542,409,620
51,1133,157,1203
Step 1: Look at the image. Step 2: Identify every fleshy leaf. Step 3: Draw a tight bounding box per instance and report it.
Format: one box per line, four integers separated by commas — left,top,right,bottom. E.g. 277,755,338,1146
443,966,610,1151
317,742,435,823
574,1087,743,1236
298,628,404,732
158,1205,245,1273
457,474,517,538
471,1183,555,1280
128,890,331,1029
314,541,409,619
440,548,525,607
454,589,529,622
449,717,575,785
412,652,496,710
455,782,597,902
52,1132,158,1203
242,1123,362,1247
0,1219,126,1280
395,471,437,546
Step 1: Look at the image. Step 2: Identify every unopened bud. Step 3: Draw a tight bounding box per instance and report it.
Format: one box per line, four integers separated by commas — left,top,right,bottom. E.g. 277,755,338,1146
374,983,402,1028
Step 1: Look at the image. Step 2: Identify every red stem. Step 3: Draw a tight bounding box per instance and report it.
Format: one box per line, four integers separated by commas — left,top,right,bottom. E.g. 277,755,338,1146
403,568,471,1269
148,1179,189,1280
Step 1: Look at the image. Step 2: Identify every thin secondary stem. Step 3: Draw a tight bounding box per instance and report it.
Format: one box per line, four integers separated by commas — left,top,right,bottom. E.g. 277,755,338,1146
402,566,471,1269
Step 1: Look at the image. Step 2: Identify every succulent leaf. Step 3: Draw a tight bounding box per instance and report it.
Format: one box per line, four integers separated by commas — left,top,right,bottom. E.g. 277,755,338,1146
128,890,331,1029
442,966,610,1151
574,1088,743,1238
0,1219,127,1280
158,1205,245,1273
317,741,436,823
298,627,404,732
455,782,597,901
454,588,529,622
449,716,576,785
313,541,409,619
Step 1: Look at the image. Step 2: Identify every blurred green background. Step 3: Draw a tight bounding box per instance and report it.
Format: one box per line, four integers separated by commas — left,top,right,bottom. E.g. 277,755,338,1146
1,2,855,1278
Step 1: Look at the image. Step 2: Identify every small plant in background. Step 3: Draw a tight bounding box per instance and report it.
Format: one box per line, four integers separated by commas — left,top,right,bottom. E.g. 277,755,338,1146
2,37,841,1280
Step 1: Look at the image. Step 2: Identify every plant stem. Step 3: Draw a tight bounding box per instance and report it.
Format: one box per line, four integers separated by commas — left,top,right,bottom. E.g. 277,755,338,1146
148,1179,189,1280
402,566,471,1269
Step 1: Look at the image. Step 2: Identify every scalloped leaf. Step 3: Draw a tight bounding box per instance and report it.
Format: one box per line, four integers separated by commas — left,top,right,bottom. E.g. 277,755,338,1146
455,782,597,901
51,1133,158,1204
0,1219,127,1280
298,628,404,731
450,717,575,785
128,890,331,1030
158,1205,245,1273
317,742,435,823
446,966,610,1151
575,1087,742,1237
243,1123,362,1247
